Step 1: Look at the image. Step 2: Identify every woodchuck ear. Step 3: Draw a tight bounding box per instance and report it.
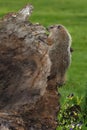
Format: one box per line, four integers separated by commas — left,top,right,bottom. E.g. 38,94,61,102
70,47,74,53
57,25,62,29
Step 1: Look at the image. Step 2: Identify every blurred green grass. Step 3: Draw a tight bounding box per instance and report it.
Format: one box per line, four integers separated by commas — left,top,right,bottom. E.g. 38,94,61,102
0,0,87,128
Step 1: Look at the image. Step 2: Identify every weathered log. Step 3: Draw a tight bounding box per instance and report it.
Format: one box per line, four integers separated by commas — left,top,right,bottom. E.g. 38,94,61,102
0,4,71,130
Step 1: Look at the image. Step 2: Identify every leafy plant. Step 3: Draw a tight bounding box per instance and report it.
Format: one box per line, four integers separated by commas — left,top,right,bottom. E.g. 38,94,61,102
57,93,87,130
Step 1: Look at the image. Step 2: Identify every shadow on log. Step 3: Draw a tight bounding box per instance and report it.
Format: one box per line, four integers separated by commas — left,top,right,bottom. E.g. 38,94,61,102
0,4,72,130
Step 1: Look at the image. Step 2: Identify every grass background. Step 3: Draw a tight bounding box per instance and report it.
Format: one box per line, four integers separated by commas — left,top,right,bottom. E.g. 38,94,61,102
0,0,87,129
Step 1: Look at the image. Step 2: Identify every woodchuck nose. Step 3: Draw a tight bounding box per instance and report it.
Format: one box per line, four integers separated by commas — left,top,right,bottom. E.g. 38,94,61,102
47,24,72,87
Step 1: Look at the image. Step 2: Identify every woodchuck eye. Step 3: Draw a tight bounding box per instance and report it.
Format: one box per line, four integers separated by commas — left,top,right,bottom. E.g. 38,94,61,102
57,25,61,29
50,26,54,29
46,26,54,31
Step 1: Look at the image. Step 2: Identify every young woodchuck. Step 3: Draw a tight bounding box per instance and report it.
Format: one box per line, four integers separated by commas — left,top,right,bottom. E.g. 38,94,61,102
47,24,72,86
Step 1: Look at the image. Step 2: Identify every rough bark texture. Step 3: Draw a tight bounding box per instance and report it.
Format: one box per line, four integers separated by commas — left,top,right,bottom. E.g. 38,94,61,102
0,4,60,130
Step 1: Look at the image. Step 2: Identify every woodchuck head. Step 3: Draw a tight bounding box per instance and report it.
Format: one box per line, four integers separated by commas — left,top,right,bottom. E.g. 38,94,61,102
47,24,72,46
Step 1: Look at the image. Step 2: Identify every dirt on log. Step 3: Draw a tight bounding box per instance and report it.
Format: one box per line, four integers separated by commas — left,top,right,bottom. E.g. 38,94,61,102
0,4,68,130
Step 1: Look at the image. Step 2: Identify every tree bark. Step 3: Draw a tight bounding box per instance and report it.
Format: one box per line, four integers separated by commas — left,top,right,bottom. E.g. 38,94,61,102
0,4,60,130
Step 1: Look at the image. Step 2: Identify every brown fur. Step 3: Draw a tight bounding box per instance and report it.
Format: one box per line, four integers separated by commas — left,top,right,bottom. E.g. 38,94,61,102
47,25,72,86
